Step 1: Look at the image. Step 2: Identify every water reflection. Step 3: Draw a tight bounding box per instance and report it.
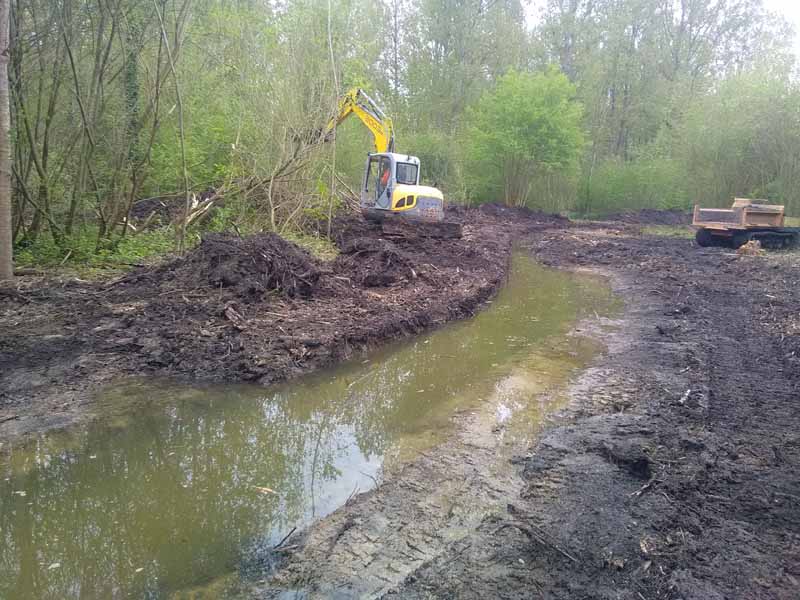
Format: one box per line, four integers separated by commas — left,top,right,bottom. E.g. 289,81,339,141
0,256,618,599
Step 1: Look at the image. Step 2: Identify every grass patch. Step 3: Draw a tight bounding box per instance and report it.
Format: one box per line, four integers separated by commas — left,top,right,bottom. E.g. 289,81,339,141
282,231,340,261
641,225,694,238
785,216,800,227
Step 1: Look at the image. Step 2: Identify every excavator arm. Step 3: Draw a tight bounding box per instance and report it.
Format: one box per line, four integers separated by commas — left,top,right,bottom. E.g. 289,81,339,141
324,88,395,154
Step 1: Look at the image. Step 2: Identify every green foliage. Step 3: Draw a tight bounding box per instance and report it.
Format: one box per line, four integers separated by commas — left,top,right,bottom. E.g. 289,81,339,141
404,130,460,191
579,156,690,216
282,231,340,261
11,0,800,272
679,70,800,214
302,181,344,224
15,227,177,273
463,68,585,208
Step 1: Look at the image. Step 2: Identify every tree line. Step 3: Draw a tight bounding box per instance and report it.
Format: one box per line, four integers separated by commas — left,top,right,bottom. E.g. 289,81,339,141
2,0,799,271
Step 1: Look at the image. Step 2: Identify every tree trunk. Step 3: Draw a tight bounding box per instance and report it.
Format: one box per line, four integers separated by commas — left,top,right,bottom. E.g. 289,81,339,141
0,0,12,281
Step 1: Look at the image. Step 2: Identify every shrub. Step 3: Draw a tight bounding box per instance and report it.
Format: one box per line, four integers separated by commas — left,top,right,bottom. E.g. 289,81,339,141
462,68,585,208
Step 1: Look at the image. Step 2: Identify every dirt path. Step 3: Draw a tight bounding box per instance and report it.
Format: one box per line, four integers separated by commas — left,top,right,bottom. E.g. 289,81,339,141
249,224,800,599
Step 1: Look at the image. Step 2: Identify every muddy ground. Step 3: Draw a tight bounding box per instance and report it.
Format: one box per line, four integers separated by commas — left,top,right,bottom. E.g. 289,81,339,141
2,208,799,599
0,207,561,443
249,218,799,599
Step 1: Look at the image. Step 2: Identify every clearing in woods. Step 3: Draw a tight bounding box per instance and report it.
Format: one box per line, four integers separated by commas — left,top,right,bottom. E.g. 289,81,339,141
1,207,798,599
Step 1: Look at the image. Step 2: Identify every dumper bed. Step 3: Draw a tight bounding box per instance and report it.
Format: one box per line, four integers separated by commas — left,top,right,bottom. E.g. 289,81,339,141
693,198,799,249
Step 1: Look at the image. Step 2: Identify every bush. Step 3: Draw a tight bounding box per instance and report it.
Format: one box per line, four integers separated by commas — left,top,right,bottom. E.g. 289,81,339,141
15,227,178,272
462,68,585,208
578,156,690,216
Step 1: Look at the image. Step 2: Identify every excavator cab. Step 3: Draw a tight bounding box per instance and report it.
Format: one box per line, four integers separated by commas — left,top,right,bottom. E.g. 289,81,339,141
361,152,445,222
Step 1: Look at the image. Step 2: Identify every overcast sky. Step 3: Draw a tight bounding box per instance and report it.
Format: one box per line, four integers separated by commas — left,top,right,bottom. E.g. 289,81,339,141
764,0,800,56
526,0,800,57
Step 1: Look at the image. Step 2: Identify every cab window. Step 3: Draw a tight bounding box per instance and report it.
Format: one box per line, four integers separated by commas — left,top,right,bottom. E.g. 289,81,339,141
396,163,418,185
365,157,378,192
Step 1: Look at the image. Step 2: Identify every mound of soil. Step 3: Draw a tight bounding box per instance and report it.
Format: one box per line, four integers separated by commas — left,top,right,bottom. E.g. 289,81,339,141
328,213,383,249
477,202,571,223
605,208,691,225
336,237,416,287
0,208,523,443
158,233,321,299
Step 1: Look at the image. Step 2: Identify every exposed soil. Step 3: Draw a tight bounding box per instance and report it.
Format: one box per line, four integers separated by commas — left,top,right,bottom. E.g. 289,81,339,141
2,209,799,600
248,221,799,600
603,208,692,225
0,206,558,443
375,228,799,600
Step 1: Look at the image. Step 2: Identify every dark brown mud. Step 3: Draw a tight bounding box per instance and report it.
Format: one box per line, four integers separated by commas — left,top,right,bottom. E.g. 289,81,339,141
603,208,692,225
249,223,800,600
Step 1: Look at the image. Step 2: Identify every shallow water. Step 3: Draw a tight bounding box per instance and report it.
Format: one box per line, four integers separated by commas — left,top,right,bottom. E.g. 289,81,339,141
0,255,618,599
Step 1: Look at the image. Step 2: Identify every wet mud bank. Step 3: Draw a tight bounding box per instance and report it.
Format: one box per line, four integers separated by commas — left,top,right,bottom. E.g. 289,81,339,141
389,228,800,600
250,224,800,600
2,212,798,600
0,207,561,445
0,254,614,600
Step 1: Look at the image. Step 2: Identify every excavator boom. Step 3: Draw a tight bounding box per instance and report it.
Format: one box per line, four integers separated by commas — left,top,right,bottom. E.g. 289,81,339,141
325,88,395,153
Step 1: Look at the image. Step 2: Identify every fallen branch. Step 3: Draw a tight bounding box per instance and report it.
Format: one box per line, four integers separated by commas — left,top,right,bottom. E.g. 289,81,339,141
334,172,360,212
274,526,297,549
494,521,578,563
630,477,662,498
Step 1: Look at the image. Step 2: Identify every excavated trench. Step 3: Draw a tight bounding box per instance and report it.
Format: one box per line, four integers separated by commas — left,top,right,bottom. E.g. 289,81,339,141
0,254,618,599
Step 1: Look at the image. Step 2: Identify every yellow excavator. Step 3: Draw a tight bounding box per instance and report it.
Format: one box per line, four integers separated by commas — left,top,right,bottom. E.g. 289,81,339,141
322,88,461,237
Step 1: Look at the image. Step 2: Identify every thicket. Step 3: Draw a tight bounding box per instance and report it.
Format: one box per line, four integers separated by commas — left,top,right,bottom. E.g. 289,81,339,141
464,69,584,209
9,0,800,269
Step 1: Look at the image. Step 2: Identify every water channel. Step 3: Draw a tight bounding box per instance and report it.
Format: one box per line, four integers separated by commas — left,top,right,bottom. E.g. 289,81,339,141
0,255,619,599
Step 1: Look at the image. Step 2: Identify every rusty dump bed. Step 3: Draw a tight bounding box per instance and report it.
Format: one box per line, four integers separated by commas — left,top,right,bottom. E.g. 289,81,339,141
693,198,785,231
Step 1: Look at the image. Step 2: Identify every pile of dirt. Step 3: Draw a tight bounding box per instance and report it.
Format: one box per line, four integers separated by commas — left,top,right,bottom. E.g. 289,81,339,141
327,212,383,249
381,218,463,240
0,208,523,444
604,208,691,225
336,237,416,287
157,233,321,299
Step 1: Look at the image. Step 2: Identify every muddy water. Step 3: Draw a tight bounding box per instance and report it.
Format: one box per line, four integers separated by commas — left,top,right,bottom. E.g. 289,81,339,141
0,255,618,600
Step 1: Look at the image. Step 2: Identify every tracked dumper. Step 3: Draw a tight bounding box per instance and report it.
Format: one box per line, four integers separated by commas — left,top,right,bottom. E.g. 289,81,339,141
693,198,799,249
